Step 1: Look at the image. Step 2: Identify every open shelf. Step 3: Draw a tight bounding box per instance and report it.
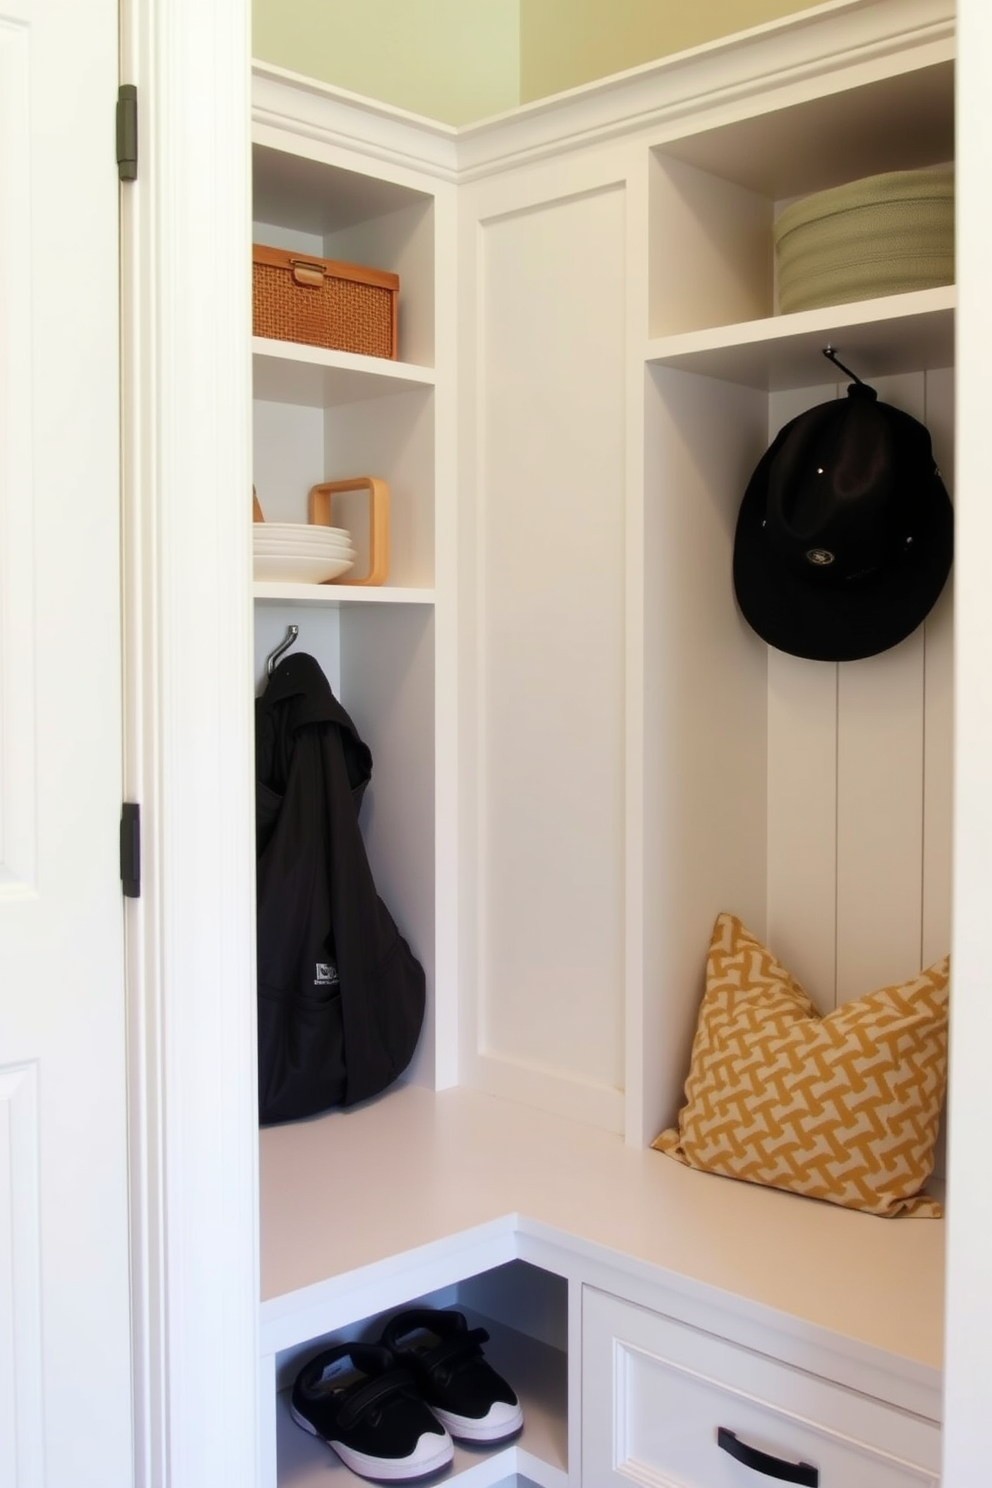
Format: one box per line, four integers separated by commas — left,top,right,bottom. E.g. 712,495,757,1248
275,1314,567,1488
645,286,955,390
253,582,435,606
252,380,435,589
252,140,436,368
658,60,954,204
253,338,436,408
648,57,954,345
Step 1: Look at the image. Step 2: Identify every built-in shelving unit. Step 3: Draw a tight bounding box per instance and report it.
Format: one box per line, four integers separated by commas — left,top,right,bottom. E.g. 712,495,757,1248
251,118,451,1141
646,286,955,391
252,5,957,1486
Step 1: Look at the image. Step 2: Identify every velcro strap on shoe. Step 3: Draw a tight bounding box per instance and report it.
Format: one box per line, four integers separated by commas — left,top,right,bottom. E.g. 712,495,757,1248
337,1367,420,1430
421,1326,491,1378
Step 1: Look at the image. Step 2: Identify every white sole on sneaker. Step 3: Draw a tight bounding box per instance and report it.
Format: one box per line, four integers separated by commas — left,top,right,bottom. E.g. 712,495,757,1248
430,1398,524,1444
290,1403,454,1482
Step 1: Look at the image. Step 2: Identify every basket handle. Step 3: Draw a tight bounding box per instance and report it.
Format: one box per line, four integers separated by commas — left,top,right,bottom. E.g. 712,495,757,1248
290,258,326,288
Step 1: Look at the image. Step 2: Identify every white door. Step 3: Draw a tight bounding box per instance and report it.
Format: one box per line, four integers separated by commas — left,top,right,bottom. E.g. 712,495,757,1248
0,0,132,1483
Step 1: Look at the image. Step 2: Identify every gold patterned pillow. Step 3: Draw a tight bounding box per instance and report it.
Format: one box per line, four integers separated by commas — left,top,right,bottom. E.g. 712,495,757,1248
652,913,949,1217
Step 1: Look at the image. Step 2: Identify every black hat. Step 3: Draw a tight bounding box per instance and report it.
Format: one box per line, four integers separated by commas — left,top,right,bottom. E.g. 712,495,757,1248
732,381,953,662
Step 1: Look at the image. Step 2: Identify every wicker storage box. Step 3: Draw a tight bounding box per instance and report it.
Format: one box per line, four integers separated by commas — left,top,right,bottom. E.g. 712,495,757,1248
774,166,954,315
252,244,399,359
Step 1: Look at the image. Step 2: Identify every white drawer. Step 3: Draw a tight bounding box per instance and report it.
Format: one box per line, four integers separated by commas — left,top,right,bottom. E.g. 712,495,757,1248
581,1288,940,1488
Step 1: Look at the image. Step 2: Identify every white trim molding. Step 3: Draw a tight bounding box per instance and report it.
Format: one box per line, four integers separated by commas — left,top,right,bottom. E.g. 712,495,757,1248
121,0,258,1484
0,1063,42,1487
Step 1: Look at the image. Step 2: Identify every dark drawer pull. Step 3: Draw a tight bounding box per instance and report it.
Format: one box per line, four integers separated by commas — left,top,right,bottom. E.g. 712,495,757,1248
717,1427,819,1486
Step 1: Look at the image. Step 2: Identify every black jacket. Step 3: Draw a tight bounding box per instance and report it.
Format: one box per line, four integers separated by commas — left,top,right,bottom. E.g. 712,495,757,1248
255,651,425,1124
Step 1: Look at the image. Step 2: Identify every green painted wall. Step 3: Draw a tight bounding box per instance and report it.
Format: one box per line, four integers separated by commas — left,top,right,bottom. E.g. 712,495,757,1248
519,0,820,103
251,0,520,125
251,0,821,124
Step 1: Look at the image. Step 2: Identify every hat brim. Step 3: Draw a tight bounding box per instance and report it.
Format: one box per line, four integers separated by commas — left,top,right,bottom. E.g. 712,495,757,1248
732,432,954,663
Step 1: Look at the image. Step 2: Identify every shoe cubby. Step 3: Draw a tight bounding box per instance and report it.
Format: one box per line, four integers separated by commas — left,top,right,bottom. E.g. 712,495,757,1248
272,1262,568,1488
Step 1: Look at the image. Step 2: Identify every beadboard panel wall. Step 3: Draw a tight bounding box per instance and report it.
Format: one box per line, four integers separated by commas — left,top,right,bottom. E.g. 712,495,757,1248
765,370,955,1011
469,178,628,1130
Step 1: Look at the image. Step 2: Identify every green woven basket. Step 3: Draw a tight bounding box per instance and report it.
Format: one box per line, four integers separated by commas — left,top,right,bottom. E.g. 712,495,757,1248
774,166,954,315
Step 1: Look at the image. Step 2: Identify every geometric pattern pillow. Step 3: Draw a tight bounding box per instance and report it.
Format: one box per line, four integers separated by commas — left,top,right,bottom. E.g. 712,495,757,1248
652,913,949,1217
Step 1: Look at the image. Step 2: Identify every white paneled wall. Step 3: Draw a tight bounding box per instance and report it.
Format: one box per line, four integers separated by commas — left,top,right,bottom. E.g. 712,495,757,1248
641,366,771,1147
471,183,628,1130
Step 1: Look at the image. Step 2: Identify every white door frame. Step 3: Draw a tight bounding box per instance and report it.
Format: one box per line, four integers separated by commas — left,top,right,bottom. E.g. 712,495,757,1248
121,1,259,1482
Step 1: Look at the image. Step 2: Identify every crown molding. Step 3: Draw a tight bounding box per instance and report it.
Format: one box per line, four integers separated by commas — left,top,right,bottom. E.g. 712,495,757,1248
252,64,460,183
455,0,955,180
252,0,954,185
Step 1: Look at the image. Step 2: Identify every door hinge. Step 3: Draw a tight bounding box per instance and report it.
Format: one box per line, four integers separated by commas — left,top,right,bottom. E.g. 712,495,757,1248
117,84,138,182
121,803,141,898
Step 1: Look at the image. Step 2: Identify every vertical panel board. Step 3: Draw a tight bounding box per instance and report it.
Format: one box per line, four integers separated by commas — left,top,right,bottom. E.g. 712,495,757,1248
326,197,436,369
648,152,773,338
765,384,841,1009
624,146,654,1148
921,366,955,970
834,372,936,1001
341,606,437,1088
252,398,326,521
766,653,838,1010
764,375,945,1005
477,185,626,1120
325,389,436,589
836,635,925,1001
642,366,768,1134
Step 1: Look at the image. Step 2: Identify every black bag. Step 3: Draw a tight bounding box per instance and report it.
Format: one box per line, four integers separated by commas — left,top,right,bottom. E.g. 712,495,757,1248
255,651,425,1125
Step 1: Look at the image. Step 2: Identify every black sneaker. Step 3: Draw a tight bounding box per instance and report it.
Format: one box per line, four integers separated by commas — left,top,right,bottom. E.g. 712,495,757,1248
290,1342,454,1482
379,1310,524,1445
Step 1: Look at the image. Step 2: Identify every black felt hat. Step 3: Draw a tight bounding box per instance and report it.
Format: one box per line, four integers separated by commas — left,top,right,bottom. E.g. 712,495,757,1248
732,380,953,662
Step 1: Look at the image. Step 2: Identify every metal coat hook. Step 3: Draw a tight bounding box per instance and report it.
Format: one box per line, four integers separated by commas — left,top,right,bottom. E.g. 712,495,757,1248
266,624,299,677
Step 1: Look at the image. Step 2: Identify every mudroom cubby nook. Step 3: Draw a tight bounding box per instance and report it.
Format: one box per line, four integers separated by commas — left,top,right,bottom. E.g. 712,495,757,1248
251,82,459,1100
252,3,956,1485
638,43,956,1163
265,1259,568,1488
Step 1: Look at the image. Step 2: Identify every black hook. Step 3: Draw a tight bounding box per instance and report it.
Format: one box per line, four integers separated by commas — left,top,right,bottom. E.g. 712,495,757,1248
822,345,865,385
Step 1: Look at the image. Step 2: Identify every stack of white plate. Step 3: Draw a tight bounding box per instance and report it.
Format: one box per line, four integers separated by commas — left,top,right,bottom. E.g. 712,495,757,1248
253,521,356,583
